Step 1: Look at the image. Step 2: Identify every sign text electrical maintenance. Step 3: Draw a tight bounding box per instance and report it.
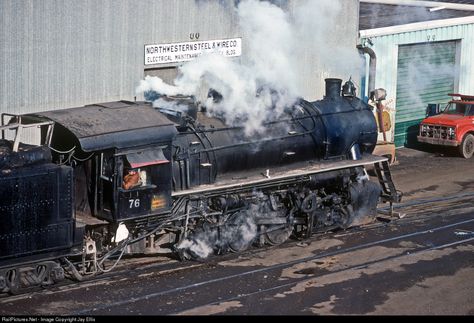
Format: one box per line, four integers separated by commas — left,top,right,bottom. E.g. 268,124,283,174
145,38,242,65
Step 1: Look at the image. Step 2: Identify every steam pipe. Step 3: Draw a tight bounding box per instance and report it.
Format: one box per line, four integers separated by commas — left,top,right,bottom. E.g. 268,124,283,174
357,45,376,95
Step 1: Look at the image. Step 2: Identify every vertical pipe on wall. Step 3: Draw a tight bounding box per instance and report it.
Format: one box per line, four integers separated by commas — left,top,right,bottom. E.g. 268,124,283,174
357,45,377,96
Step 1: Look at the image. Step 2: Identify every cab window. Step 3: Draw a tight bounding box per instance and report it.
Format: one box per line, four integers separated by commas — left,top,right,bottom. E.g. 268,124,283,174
101,152,114,181
467,104,474,116
444,103,467,115
121,148,169,191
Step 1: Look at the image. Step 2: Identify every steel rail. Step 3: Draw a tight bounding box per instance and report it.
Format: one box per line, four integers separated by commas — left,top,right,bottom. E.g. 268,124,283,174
378,190,474,211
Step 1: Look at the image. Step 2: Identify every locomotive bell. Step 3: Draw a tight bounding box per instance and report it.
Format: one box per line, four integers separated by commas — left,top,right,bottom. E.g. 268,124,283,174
342,78,356,97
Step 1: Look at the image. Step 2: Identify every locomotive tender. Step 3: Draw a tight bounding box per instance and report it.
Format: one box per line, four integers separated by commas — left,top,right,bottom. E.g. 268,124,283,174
0,78,400,293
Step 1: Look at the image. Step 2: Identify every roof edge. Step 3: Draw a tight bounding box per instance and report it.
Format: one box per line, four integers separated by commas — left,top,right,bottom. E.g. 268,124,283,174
360,15,474,38
361,0,474,11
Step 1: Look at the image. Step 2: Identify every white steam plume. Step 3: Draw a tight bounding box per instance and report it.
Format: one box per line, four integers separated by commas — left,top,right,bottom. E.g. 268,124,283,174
401,57,459,119
176,210,258,260
292,0,361,78
136,0,358,135
177,236,214,259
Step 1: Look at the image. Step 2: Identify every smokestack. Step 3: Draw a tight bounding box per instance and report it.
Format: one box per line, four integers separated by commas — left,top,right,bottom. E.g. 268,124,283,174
325,78,342,99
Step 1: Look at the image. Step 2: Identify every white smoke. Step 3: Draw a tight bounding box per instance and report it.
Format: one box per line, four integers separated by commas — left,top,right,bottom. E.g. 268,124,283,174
152,97,190,114
224,214,258,252
177,207,259,260
136,76,184,97
403,59,459,115
292,0,360,76
136,0,358,135
176,236,214,259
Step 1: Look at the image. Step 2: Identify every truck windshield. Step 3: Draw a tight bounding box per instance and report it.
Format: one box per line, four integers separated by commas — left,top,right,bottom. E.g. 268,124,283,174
443,103,473,116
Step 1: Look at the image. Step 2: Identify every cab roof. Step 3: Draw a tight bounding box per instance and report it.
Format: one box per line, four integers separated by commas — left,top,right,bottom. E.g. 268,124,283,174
25,101,178,152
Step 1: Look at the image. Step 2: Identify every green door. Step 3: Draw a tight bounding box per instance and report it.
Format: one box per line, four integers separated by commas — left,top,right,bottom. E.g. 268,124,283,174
395,41,458,147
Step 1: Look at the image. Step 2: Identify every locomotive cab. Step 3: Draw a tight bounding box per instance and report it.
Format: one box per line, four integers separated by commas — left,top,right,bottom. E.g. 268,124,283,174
21,101,178,223
98,145,173,221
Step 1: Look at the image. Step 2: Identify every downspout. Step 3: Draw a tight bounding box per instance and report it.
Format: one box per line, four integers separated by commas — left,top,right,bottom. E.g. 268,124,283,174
357,45,377,96
357,45,389,142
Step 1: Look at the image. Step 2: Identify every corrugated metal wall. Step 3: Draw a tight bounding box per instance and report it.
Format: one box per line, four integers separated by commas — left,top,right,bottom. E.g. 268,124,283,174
1,0,360,120
287,0,361,100
360,22,474,146
0,0,240,117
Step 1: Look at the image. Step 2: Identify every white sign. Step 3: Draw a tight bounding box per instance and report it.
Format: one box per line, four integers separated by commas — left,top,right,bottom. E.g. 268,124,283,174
144,38,242,65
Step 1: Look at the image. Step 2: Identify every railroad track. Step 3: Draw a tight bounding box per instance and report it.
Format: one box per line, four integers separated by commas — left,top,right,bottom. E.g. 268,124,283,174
1,191,473,314
172,236,474,315
71,215,474,315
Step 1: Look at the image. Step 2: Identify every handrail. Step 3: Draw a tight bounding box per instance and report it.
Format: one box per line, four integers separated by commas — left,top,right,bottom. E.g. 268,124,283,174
0,121,54,131
0,113,54,152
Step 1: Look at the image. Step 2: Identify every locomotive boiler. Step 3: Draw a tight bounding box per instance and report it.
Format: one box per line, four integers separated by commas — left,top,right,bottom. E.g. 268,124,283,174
0,78,401,293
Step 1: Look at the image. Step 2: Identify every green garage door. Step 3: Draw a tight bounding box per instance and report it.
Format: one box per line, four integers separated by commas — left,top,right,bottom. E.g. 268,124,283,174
395,41,458,147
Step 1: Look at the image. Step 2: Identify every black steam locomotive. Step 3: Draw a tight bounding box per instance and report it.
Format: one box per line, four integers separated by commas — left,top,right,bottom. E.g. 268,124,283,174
0,78,400,293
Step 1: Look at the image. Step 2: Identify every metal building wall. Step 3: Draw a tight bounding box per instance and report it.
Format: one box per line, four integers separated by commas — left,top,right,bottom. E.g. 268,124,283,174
0,0,239,117
360,21,474,109
287,0,361,100
1,0,360,119
360,20,474,146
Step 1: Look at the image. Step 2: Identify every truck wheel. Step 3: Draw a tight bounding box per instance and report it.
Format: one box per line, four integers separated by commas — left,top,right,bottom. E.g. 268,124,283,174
459,134,474,159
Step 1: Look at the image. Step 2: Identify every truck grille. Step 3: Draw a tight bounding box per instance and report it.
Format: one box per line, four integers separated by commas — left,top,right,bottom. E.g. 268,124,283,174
419,124,456,140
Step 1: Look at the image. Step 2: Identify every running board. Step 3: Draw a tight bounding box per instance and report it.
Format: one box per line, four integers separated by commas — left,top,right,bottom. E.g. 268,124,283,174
173,155,389,198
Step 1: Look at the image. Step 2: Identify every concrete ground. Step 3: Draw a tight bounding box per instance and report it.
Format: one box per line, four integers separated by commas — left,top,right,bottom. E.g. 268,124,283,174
389,147,474,201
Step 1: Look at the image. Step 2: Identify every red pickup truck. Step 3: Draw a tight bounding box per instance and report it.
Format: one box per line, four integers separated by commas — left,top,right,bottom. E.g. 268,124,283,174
417,94,474,158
